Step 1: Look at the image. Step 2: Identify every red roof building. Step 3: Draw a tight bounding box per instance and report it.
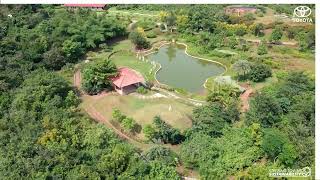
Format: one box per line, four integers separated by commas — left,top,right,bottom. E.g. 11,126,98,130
111,67,145,95
64,4,106,10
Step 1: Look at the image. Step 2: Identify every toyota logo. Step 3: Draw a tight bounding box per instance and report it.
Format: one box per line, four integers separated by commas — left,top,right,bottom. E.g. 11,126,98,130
294,6,312,18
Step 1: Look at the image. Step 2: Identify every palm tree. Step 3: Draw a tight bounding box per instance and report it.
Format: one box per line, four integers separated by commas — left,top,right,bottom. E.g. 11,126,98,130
232,60,251,80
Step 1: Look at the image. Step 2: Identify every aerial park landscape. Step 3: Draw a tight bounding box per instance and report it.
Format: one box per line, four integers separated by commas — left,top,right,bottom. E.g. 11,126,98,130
0,4,315,179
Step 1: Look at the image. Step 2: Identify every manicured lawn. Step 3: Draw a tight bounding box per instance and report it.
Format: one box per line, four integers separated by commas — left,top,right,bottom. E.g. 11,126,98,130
86,39,156,81
83,94,193,140
110,52,155,81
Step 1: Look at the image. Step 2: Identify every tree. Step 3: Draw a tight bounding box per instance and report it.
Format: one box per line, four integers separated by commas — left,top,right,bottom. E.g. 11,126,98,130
251,23,264,37
247,92,283,127
152,116,184,144
112,108,126,123
166,11,177,33
232,60,251,79
144,146,177,166
257,42,268,55
228,35,238,48
65,90,80,107
147,161,180,180
62,39,84,62
262,129,297,166
159,11,168,22
121,117,136,132
269,26,283,43
176,15,188,32
190,102,238,137
81,59,118,95
248,63,272,82
129,31,150,50
42,47,66,70
143,124,156,140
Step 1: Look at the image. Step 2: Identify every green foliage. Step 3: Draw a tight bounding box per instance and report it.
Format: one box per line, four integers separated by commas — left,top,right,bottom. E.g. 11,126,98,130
248,63,272,82
232,59,251,79
143,124,156,140
144,146,178,166
62,39,84,62
257,43,268,55
269,26,283,43
277,71,314,99
180,133,218,168
207,83,241,108
251,23,264,36
146,31,157,38
136,86,148,94
227,35,238,48
121,117,137,132
182,127,263,178
247,92,283,127
147,161,180,180
65,90,80,107
189,102,239,137
112,108,126,123
129,31,150,50
82,59,118,95
262,129,297,166
152,116,184,144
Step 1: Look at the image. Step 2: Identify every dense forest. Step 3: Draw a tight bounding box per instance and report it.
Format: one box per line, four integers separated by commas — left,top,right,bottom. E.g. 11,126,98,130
0,4,315,179
0,5,180,179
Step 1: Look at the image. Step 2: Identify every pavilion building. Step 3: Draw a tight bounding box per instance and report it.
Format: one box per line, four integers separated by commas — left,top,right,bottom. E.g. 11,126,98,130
111,67,145,95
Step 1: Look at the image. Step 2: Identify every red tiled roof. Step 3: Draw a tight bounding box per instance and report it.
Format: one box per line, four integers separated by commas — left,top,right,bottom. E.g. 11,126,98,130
111,67,145,88
64,4,106,8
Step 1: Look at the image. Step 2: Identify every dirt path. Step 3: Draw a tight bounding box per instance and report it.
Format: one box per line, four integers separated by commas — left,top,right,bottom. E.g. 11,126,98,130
108,10,158,17
73,56,199,179
85,104,151,149
240,84,253,112
74,70,151,149
245,38,297,46
73,69,82,89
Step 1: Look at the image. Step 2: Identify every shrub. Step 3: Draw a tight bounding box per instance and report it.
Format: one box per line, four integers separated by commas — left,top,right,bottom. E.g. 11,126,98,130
152,116,184,145
136,86,148,94
81,59,118,95
257,43,268,55
146,31,157,38
121,117,136,132
144,146,178,166
129,31,150,50
143,124,156,140
112,108,126,123
160,23,166,31
248,64,272,82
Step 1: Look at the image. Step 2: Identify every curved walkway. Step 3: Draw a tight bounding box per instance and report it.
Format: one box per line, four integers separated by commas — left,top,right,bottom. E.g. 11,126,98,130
108,10,158,17
73,70,151,149
130,92,168,99
240,84,254,112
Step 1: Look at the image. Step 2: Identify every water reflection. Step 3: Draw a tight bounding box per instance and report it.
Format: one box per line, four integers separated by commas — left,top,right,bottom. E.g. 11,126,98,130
148,44,225,93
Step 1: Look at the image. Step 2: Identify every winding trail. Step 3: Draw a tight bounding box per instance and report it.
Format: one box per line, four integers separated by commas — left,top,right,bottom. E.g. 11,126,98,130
239,84,253,112
73,69,151,149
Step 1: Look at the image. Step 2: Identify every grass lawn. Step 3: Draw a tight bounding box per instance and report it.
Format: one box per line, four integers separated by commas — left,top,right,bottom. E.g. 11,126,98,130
83,94,193,140
86,39,156,81
110,52,155,81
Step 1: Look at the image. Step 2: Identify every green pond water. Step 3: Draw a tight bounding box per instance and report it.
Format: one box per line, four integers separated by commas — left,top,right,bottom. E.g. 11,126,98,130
147,44,225,93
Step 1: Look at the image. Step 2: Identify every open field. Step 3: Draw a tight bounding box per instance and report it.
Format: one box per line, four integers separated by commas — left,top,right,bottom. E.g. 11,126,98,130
81,93,193,141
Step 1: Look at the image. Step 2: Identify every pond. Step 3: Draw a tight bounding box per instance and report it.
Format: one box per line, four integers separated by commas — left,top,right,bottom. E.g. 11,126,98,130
147,44,225,93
